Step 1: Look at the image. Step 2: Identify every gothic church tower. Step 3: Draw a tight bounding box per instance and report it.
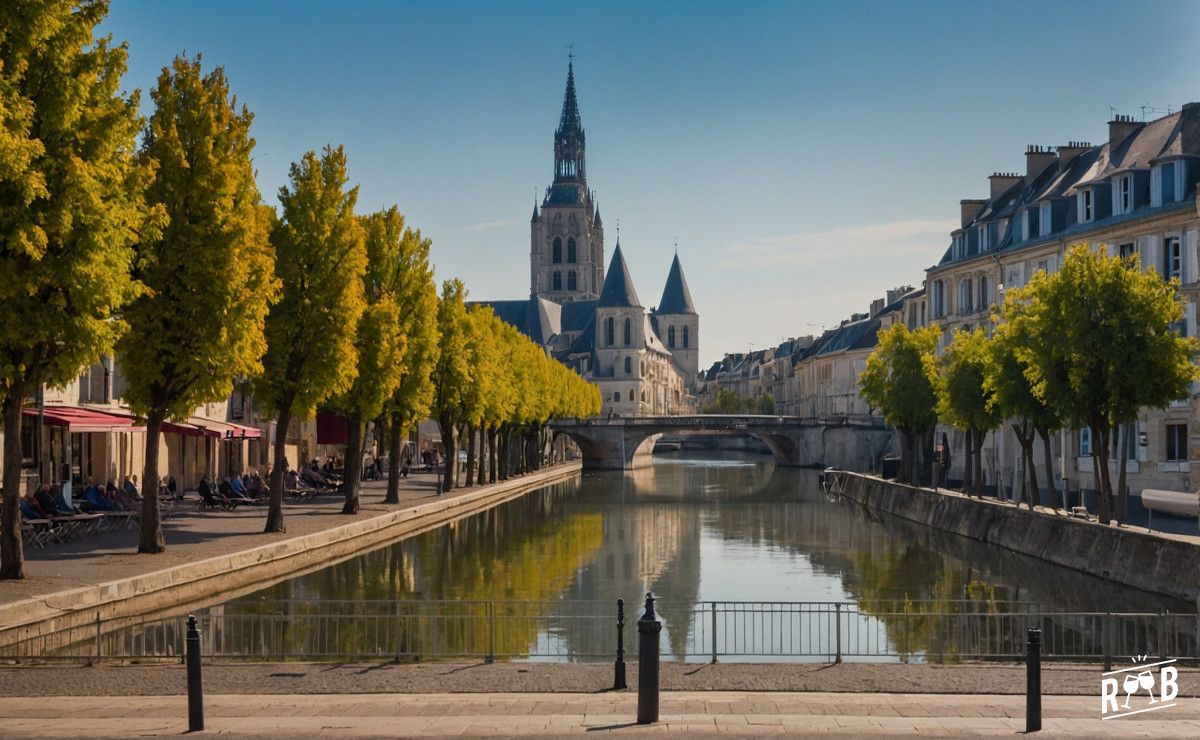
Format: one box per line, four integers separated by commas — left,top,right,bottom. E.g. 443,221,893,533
530,62,604,302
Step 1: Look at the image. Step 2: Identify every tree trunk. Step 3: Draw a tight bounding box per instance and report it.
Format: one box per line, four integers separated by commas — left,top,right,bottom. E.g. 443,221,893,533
341,411,364,514
974,429,986,499
472,424,482,486
465,423,476,488
1013,421,1037,510
385,413,403,505
438,417,455,493
1116,423,1129,525
962,431,973,496
488,427,498,483
1095,424,1112,525
900,430,913,485
1037,427,1059,511
1,391,27,579
138,409,166,553
264,403,292,533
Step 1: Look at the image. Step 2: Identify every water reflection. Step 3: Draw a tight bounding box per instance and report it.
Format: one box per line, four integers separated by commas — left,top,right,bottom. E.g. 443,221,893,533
217,450,1193,661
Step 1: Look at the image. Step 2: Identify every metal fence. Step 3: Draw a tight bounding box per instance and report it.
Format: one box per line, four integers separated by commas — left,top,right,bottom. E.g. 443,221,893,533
1,599,1197,666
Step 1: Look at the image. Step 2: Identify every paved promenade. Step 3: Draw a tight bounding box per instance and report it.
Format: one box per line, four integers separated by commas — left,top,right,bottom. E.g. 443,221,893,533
1,691,1197,737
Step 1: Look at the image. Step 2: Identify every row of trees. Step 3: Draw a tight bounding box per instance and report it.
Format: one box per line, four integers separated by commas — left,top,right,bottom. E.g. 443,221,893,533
700,389,775,415
860,245,1197,525
0,1,600,578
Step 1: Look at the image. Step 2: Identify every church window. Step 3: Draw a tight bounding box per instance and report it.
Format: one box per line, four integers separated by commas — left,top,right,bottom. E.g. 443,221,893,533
567,270,577,291
567,238,576,263
682,325,690,348
624,357,632,375
668,326,676,348
553,238,562,264
605,317,614,346
552,271,562,291
612,391,620,403
623,318,631,346
628,389,634,402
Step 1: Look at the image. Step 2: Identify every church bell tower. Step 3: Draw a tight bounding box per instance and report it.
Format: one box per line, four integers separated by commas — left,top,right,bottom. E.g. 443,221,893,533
530,60,604,303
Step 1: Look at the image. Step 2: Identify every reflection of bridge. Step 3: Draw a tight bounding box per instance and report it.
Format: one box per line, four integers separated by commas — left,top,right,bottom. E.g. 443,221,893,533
549,415,892,470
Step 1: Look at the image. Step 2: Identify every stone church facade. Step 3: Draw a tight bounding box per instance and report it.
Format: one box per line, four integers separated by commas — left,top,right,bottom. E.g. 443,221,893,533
477,62,698,416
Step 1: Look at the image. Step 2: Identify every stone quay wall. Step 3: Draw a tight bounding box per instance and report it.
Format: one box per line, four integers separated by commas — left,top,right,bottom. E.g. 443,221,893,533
830,470,1200,602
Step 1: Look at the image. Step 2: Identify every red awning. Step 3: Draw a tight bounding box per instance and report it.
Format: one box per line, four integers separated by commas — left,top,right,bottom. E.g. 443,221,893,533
24,406,145,433
188,416,262,440
161,420,219,438
316,410,347,445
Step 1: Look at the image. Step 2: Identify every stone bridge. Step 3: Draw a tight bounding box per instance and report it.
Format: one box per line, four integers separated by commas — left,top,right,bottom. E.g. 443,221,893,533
548,415,894,470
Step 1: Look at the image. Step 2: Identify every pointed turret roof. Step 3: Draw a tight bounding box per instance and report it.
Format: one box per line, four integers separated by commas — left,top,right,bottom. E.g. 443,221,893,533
559,61,581,134
593,205,602,227
657,253,697,315
530,202,539,223
597,242,641,308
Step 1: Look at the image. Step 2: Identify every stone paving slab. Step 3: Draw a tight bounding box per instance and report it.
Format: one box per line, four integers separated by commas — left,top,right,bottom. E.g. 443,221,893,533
1,692,1198,738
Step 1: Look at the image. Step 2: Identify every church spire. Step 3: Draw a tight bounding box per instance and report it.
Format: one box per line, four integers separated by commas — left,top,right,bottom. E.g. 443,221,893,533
658,252,697,315
553,59,586,184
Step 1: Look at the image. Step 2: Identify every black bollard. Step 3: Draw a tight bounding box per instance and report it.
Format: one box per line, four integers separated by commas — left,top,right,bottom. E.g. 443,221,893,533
1026,627,1041,733
636,592,662,725
186,614,204,732
614,599,627,690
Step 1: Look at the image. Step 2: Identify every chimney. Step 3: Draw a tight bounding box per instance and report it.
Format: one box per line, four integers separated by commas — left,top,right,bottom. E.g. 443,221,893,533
1056,141,1092,165
989,172,1022,200
886,285,913,306
1108,113,1144,150
960,199,987,226
1025,145,1057,179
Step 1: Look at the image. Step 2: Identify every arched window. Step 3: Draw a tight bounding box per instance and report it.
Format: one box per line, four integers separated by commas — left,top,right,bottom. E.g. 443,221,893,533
604,317,614,346
567,238,576,263
978,275,989,308
668,326,676,348
612,391,620,402
552,238,562,263
682,325,690,348
623,317,632,346
552,271,562,291
567,271,577,291
624,357,632,374
628,389,634,402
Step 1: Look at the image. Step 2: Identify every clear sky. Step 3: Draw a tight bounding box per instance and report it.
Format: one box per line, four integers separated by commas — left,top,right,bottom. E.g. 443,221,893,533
103,1,1200,367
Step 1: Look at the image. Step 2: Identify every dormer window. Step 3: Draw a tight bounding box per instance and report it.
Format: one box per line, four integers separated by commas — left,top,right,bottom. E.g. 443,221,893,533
1078,188,1094,223
978,225,989,252
1039,201,1052,234
1114,175,1132,215
1154,162,1177,205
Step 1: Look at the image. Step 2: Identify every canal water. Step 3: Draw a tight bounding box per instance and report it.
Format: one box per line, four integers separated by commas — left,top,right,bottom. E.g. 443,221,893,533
212,450,1192,662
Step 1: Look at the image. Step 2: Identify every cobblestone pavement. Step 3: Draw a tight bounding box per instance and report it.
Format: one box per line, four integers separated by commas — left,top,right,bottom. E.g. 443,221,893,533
0,691,1197,737
3,660,1199,697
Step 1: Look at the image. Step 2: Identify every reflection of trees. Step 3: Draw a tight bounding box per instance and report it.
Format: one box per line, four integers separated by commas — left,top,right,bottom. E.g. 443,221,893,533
220,480,604,658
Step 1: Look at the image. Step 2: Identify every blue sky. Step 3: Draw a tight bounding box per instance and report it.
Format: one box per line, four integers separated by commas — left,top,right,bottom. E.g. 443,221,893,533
103,1,1200,367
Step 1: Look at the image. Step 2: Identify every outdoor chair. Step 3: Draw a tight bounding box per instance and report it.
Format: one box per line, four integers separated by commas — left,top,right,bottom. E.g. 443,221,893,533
20,517,55,549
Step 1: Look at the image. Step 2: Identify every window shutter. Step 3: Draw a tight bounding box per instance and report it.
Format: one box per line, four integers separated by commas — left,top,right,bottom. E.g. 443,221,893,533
1185,229,1199,284
1144,235,1161,275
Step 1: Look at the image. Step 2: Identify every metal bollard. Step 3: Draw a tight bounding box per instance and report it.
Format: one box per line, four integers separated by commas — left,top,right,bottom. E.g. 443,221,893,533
1026,628,1041,733
614,599,627,690
636,592,662,725
186,614,204,732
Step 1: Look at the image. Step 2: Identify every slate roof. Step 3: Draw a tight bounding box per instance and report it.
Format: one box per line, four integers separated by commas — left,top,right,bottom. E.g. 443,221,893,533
560,300,597,334
657,253,697,315
597,243,642,308
472,296,562,345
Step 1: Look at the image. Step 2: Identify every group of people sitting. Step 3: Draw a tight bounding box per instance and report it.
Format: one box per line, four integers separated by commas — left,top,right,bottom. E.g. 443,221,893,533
197,470,269,509
283,458,342,497
77,476,143,512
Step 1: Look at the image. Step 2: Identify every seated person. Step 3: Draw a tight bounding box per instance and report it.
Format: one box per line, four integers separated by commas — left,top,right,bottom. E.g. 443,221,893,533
84,483,113,511
251,472,269,497
197,474,217,503
240,473,254,496
122,475,140,501
53,484,78,515
219,477,252,503
284,469,304,491
34,484,69,518
228,474,249,497
168,476,179,498
21,494,49,521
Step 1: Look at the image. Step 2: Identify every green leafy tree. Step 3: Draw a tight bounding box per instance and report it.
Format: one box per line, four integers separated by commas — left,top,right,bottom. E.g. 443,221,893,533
381,226,438,504
986,304,1061,510
331,208,407,514
255,146,366,532
0,1,155,578
122,55,276,552
430,279,471,492
931,328,1000,497
859,323,940,485
1011,244,1197,524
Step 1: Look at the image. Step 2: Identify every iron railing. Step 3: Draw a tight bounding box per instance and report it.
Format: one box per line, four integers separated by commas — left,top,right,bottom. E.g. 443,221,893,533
1,599,1196,666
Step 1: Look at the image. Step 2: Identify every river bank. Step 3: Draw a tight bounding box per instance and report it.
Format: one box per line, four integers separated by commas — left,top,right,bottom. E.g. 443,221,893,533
0,463,581,643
